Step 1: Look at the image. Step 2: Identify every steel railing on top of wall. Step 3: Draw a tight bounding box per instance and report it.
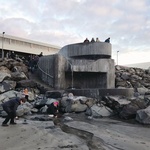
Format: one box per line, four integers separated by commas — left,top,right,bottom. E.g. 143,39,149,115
37,55,55,87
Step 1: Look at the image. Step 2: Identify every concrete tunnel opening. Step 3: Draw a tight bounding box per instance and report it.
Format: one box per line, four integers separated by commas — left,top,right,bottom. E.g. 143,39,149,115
65,72,107,89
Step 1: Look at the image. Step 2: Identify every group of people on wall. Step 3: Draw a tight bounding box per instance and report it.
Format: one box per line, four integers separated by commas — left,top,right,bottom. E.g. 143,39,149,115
27,52,43,73
5,51,18,59
84,37,110,43
3,50,43,74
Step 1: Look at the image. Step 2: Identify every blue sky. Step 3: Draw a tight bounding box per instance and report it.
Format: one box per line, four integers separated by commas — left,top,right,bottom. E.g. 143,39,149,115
0,0,150,65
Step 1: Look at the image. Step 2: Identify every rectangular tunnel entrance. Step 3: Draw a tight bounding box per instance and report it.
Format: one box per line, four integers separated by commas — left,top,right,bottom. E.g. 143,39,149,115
65,72,107,89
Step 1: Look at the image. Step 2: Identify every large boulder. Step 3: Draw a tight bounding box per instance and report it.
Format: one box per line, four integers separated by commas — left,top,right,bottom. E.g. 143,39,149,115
17,79,37,88
11,72,28,81
0,80,16,94
0,72,11,82
119,99,147,119
0,90,19,103
45,91,62,98
102,95,131,114
71,100,87,112
90,104,113,117
136,106,150,124
16,102,33,116
60,98,73,113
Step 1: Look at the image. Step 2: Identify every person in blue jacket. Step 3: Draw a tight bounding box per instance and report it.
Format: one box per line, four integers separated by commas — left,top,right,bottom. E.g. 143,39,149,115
1,97,26,127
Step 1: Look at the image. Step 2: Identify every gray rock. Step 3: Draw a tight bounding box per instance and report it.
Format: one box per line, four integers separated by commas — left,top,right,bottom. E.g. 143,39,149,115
0,72,11,82
16,102,32,116
60,98,73,113
71,100,87,112
136,106,150,124
17,79,37,88
119,99,147,119
137,87,149,95
11,72,28,81
40,105,48,113
91,104,113,117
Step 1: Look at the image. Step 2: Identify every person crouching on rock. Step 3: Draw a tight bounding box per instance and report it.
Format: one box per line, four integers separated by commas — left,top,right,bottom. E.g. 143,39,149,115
1,97,26,127
47,101,59,118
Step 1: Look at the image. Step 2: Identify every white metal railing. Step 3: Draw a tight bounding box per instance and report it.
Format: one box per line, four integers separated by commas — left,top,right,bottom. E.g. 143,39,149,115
37,59,54,87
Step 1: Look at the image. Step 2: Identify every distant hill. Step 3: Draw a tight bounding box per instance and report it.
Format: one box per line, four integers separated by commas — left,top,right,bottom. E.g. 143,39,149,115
125,62,150,69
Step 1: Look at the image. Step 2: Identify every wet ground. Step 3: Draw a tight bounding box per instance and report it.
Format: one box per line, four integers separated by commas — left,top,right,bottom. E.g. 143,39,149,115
60,113,150,150
1,113,150,150
22,112,150,150
15,72,150,149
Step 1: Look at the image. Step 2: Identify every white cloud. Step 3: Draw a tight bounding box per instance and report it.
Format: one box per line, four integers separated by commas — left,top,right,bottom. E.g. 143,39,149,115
0,0,150,65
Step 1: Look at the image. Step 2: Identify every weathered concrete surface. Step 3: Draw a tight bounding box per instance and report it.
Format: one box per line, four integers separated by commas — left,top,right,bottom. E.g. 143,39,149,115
38,42,115,90
65,113,150,150
38,54,56,87
58,42,112,58
67,88,134,98
0,114,150,150
65,58,115,89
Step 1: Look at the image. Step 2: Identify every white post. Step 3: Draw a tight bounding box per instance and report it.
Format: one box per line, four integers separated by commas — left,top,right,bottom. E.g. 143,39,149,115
2,32,5,59
67,60,74,89
117,51,119,65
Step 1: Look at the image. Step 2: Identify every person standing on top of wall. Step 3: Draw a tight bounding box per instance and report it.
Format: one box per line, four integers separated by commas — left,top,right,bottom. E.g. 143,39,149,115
84,38,90,43
38,52,43,57
11,51,16,59
105,37,110,43
96,37,100,42
91,38,95,43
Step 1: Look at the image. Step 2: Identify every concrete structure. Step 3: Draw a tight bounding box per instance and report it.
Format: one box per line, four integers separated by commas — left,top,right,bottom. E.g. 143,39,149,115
38,42,115,90
0,33,60,57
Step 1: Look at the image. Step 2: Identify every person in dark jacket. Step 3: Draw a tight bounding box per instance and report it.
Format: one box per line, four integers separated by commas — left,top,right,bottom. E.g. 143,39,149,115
47,101,59,117
104,37,110,43
1,97,26,126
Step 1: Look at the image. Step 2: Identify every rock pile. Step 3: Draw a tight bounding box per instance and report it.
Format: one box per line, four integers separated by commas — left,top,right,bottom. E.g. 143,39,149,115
0,58,150,125
104,65,150,124
0,58,38,101
0,58,40,117
115,65,150,90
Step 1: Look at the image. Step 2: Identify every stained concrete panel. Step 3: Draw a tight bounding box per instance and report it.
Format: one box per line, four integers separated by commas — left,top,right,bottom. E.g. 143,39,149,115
59,42,111,58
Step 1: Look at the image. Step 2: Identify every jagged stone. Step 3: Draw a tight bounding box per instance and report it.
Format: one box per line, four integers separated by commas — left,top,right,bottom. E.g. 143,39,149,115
11,72,28,81
137,87,149,95
17,79,37,88
90,104,113,117
136,106,150,124
45,91,62,98
115,65,150,90
71,100,87,112
0,81,16,93
119,99,147,119
0,72,11,82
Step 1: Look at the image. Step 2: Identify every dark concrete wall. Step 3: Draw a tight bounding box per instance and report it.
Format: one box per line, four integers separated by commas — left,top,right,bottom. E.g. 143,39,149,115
38,55,55,87
64,58,115,89
54,54,66,89
66,88,134,98
58,42,111,58
38,42,115,90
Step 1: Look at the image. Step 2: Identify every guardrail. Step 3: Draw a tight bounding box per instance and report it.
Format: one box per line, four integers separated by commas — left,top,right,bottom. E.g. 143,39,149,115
37,55,55,87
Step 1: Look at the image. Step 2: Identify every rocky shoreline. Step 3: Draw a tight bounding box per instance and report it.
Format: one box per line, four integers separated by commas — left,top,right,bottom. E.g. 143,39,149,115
0,58,150,150
1,112,150,150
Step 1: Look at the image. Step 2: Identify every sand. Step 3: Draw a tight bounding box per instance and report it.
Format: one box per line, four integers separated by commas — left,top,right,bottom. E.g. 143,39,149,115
0,114,150,150
0,117,89,150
